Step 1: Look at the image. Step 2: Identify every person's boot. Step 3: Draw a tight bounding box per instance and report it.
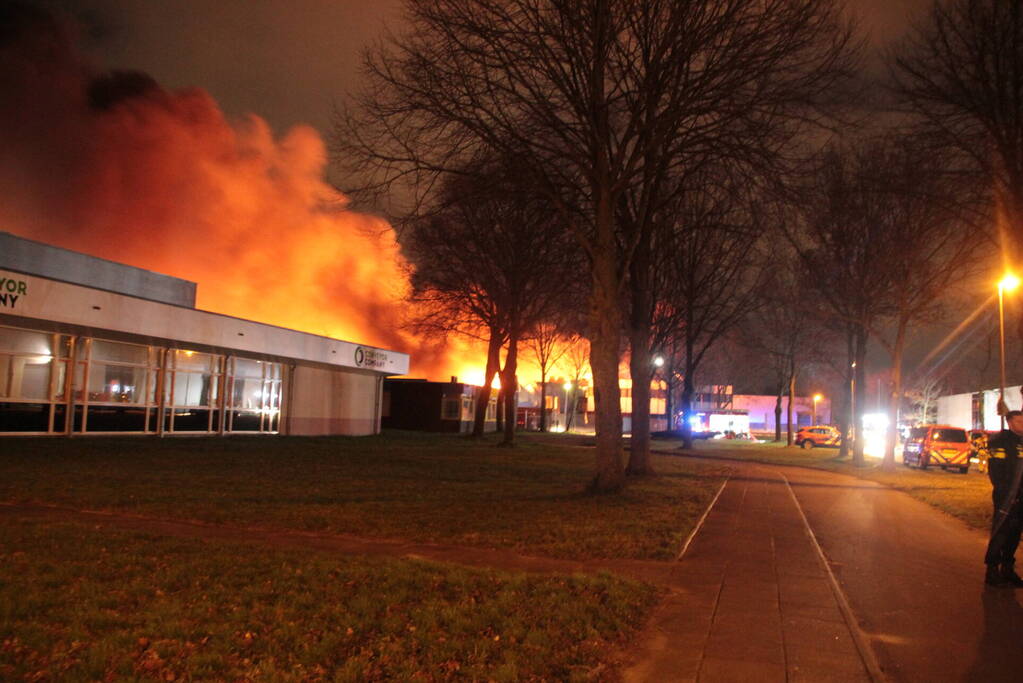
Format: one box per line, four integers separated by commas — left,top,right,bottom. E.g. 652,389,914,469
1001,563,1023,587
986,564,1010,587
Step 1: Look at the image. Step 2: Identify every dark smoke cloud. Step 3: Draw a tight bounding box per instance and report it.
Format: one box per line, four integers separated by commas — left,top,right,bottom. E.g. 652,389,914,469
0,1,454,378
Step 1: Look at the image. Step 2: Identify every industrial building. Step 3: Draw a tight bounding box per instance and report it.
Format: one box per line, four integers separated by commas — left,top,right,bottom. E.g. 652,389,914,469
0,232,408,436
937,385,1023,431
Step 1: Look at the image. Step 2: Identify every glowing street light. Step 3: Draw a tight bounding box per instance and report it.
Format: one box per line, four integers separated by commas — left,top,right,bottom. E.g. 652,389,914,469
653,355,665,368
812,393,823,425
999,273,1020,427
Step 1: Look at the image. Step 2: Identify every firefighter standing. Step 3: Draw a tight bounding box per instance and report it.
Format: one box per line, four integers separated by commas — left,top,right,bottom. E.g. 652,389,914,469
984,409,1023,587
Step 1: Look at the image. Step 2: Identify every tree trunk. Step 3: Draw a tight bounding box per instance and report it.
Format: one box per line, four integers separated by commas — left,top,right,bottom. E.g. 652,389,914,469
627,230,655,475
681,334,696,449
539,370,548,432
500,332,519,446
495,387,505,433
665,365,675,432
883,320,907,471
472,329,503,437
587,245,625,492
583,5,625,494
838,323,855,461
852,325,868,467
774,390,783,442
786,371,796,446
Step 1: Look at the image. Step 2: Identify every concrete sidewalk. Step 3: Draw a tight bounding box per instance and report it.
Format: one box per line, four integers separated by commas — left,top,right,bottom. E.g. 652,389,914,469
624,466,879,682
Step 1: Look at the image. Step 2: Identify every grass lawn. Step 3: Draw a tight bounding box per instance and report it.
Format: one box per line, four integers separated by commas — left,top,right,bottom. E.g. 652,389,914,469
0,432,728,561
0,518,656,682
666,438,994,530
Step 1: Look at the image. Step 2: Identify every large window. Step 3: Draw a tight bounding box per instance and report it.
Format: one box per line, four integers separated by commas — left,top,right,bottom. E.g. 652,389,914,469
73,338,160,432
0,326,69,433
165,350,223,433
226,357,281,433
0,324,286,437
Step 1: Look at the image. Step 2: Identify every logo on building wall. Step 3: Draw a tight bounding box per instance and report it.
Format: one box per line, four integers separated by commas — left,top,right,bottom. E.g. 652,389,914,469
0,275,27,309
354,346,388,369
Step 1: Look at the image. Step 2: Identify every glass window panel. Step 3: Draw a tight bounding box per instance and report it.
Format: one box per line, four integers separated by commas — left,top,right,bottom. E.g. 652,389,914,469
231,357,264,378
171,372,217,407
10,356,51,400
88,363,149,404
230,410,262,432
72,362,86,400
0,402,50,432
230,377,265,410
172,350,217,372
267,381,281,409
169,408,213,432
91,339,150,365
84,405,149,432
0,355,9,397
0,327,52,355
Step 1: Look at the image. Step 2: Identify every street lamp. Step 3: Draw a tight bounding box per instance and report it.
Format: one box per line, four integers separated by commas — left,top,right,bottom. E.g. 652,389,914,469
999,273,1020,427
812,393,822,425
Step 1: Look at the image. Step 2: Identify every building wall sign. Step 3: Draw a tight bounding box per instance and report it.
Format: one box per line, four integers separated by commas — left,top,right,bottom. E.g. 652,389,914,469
0,274,28,309
354,346,388,369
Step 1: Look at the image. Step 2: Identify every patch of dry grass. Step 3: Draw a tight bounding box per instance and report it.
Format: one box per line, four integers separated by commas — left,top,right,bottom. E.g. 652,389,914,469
0,432,728,560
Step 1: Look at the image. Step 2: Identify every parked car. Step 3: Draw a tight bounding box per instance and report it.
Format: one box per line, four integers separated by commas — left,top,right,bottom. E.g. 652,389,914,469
902,425,971,473
795,425,842,449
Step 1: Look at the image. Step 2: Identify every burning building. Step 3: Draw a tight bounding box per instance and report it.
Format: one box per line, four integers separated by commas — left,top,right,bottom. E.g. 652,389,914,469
0,232,408,436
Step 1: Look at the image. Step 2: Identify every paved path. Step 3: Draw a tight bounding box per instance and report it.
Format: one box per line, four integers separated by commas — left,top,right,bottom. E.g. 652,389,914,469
626,459,1023,682
623,465,877,682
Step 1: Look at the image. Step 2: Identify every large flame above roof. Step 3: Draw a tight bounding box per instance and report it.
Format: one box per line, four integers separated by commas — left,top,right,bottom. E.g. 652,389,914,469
0,5,461,377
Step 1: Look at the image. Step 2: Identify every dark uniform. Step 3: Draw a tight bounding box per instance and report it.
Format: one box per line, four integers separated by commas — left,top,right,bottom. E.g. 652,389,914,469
984,428,1023,578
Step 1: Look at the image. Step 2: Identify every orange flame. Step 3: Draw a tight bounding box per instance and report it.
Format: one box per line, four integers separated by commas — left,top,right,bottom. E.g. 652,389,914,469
0,11,467,377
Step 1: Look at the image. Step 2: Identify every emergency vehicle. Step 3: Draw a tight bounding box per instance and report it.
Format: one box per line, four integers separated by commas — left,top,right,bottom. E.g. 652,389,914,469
902,424,972,473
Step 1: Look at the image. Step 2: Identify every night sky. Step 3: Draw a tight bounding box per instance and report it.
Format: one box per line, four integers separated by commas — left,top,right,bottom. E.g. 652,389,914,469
12,0,1005,395
37,0,927,138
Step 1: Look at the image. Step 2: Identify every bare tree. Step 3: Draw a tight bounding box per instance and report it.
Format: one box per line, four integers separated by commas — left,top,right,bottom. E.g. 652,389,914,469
891,0,1019,267
561,334,590,432
855,138,978,469
786,143,900,466
655,177,769,450
526,322,570,432
335,0,854,491
406,158,575,443
742,258,831,444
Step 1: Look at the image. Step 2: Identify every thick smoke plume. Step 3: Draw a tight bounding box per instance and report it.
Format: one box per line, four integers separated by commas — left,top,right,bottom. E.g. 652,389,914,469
0,3,454,377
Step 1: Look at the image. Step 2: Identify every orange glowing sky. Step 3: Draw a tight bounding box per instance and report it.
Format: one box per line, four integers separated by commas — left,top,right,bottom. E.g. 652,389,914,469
0,5,575,385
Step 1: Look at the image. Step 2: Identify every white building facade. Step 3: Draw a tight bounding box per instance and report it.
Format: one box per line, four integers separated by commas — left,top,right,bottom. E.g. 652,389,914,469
0,232,408,436
936,386,1022,432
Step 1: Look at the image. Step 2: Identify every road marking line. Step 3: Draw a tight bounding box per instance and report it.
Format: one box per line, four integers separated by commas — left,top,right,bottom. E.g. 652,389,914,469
779,470,887,682
676,475,730,561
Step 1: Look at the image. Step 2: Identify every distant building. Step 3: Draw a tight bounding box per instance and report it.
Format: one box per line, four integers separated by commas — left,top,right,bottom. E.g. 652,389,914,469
0,232,408,436
579,378,668,433
516,380,587,431
383,378,496,433
937,385,1022,431
682,384,832,434
733,394,832,432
